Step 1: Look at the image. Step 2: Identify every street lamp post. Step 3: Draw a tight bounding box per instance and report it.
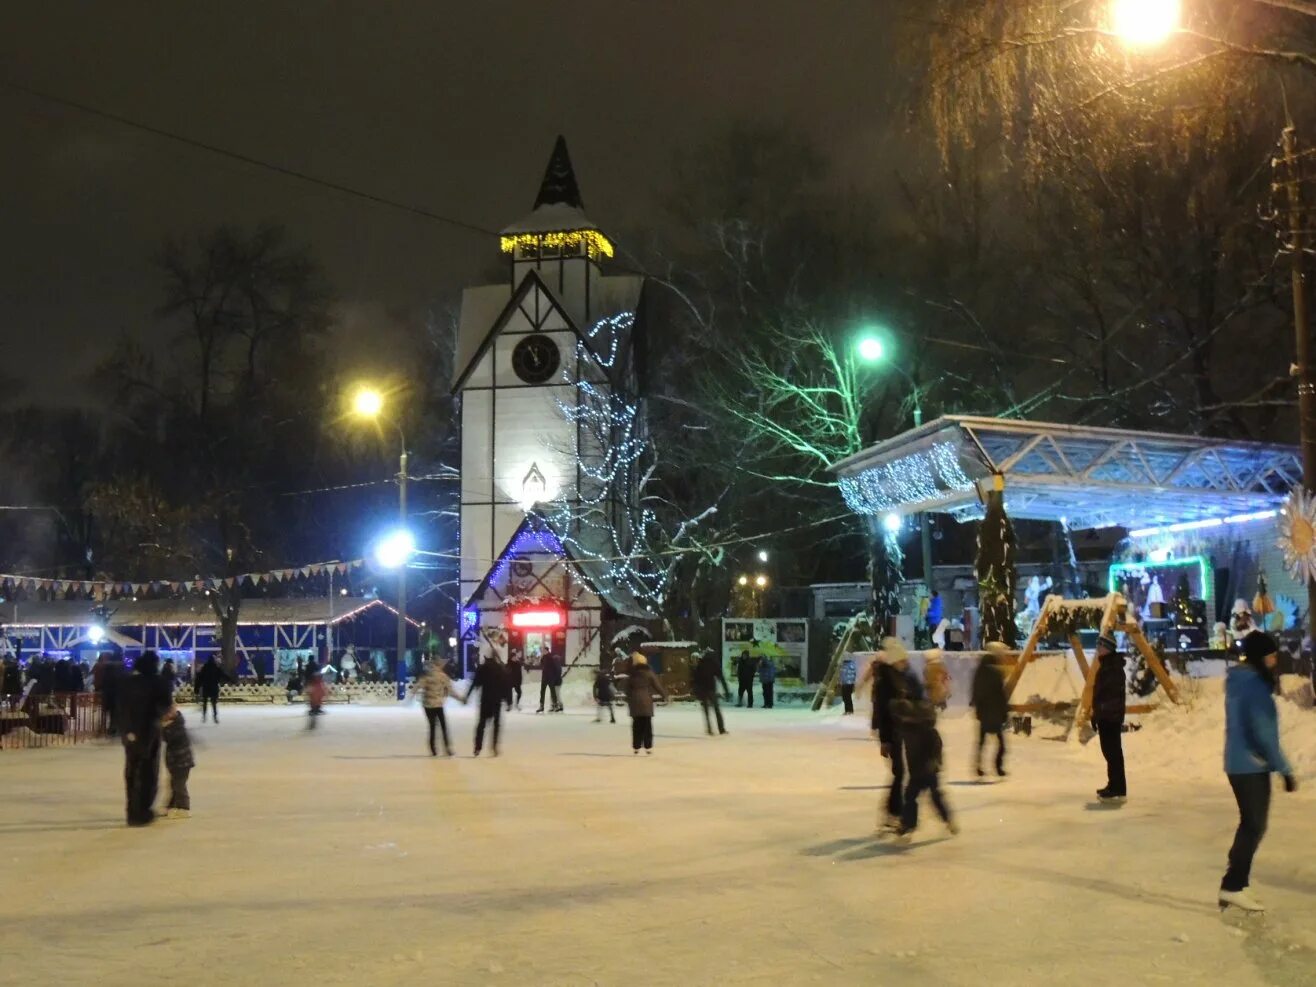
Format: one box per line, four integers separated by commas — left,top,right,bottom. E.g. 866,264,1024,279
352,387,410,696
856,332,934,590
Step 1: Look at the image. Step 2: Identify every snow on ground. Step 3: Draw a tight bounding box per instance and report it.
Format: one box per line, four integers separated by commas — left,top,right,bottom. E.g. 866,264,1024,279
3,691,1316,987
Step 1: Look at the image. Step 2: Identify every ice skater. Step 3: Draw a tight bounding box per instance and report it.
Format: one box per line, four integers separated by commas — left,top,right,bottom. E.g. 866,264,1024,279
1091,635,1128,801
537,651,563,713
857,639,917,831
735,649,755,707
1218,631,1297,912
691,648,730,735
417,658,454,756
465,654,508,756
305,669,328,729
758,653,777,708
506,651,524,711
116,651,173,826
893,654,957,842
194,655,230,724
838,654,857,714
593,664,616,723
624,653,667,754
971,642,1009,778
161,703,195,818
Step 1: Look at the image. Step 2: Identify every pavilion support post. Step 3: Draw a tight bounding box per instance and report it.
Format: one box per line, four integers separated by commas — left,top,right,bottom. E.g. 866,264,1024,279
1069,634,1090,681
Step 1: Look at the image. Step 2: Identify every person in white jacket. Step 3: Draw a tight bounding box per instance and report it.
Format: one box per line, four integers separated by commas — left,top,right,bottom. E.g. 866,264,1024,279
416,659,454,756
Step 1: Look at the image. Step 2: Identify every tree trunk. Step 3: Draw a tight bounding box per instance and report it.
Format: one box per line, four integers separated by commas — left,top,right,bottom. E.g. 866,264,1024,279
975,479,1018,648
209,585,243,676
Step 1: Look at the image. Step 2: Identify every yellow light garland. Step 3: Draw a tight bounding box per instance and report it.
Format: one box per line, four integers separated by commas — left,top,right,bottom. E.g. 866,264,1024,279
500,229,615,260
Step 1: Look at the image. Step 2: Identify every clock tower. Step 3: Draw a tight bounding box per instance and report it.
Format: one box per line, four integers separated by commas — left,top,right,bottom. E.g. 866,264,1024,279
452,137,653,674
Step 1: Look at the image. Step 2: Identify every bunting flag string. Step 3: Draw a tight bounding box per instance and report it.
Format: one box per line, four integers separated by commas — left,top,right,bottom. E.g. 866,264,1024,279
0,559,364,600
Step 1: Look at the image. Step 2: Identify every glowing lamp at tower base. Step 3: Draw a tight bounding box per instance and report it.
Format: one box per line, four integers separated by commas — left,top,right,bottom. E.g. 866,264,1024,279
509,608,566,629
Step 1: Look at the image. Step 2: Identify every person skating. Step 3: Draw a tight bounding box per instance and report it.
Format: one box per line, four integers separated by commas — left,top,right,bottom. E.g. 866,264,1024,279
838,654,857,715
735,649,755,707
465,654,508,756
160,703,195,819
305,669,328,729
625,653,667,754
856,639,918,831
1218,631,1297,913
691,648,731,735
417,659,454,756
537,651,562,713
1092,635,1128,801
194,656,229,724
506,652,525,711
971,642,1009,778
593,664,616,723
893,655,957,842
116,651,174,826
758,653,777,709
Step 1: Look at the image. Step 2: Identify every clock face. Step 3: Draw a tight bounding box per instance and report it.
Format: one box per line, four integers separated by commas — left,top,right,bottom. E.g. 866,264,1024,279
511,333,561,384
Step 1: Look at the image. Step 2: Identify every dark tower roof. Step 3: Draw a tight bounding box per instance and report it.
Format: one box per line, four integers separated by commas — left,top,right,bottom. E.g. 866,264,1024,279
533,135,584,209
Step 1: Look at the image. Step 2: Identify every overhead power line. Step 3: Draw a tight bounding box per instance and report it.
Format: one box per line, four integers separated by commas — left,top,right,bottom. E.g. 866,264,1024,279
2,77,497,238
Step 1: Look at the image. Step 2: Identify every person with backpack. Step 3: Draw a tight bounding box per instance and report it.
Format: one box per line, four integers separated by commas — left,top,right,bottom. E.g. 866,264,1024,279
691,649,731,736
970,642,1009,778
893,655,958,842
417,659,454,756
624,653,668,754
1218,631,1297,912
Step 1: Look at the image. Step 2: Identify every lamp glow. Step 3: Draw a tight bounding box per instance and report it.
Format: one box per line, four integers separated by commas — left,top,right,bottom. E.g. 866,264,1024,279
754,574,768,589
509,609,565,629
353,387,384,418
737,574,749,587
87,624,106,645
883,512,903,534
857,337,886,363
374,529,416,569
1111,0,1178,48
757,549,769,563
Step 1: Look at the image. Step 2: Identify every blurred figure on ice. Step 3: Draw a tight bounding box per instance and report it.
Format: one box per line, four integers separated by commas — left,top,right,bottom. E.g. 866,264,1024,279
465,653,508,756
925,590,943,638
757,653,777,709
537,650,563,714
593,664,616,723
161,703,195,818
971,642,1009,778
1218,632,1297,913
1092,635,1128,802
924,649,951,711
305,669,328,729
838,654,857,715
117,651,173,826
691,648,730,735
160,658,176,692
625,653,668,755
194,656,229,724
506,651,525,711
417,658,454,756
735,648,755,708
285,665,303,704
856,639,917,831
893,654,957,842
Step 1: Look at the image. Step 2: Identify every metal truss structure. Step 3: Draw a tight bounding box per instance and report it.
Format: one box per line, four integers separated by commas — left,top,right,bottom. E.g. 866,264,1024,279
832,416,1301,530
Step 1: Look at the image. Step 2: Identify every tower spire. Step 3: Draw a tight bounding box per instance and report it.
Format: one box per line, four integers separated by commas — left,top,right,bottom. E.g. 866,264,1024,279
533,135,584,209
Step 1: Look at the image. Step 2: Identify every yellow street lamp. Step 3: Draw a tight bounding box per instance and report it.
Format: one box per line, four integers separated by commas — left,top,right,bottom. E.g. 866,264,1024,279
737,574,749,587
754,574,769,589
352,386,384,419
1110,0,1179,48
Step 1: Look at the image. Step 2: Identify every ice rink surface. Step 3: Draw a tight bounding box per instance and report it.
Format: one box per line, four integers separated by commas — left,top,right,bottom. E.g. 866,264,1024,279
3,693,1314,986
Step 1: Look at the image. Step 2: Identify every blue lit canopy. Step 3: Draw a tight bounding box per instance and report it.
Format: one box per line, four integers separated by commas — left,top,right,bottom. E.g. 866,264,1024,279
831,416,1301,531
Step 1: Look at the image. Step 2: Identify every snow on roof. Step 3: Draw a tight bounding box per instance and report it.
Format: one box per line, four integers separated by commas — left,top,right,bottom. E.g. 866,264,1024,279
1,598,398,628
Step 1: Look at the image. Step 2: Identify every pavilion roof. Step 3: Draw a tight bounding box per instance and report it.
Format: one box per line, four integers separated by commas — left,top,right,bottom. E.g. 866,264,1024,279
830,415,1300,530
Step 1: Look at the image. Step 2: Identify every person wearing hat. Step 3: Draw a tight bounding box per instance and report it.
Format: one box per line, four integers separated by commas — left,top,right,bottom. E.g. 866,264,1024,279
893,656,958,841
116,650,174,826
971,642,1010,778
624,653,668,754
1092,634,1128,801
1218,631,1297,912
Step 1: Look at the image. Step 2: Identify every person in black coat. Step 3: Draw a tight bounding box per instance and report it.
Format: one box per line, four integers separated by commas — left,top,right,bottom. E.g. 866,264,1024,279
506,652,525,711
194,656,229,723
117,651,174,826
465,655,508,756
691,649,731,736
593,664,616,723
893,671,957,839
856,639,917,830
971,642,1010,778
735,649,756,708
1091,635,1128,800
537,651,563,713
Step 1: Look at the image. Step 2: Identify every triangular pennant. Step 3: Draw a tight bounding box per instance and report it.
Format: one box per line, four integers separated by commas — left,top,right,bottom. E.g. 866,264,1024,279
336,563,348,574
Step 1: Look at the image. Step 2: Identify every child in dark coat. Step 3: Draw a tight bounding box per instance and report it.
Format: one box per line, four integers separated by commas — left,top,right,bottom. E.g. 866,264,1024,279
593,666,616,723
161,704,195,818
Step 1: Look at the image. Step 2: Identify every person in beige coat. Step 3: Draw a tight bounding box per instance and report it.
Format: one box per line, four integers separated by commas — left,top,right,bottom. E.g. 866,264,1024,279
624,653,668,755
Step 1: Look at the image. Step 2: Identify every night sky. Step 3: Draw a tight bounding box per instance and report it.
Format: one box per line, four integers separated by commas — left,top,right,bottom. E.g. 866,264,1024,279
3,2,904,398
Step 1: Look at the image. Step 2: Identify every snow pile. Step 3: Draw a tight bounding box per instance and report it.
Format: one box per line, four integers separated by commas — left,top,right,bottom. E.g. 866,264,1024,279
1077,674,1316,783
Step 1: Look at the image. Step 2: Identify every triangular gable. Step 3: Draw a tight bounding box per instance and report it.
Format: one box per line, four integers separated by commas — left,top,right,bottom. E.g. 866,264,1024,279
451,268,615,394
464,512,606,611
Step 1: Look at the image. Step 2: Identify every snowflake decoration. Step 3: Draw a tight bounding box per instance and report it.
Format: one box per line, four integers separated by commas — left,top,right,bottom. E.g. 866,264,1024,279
1277,488,1316,585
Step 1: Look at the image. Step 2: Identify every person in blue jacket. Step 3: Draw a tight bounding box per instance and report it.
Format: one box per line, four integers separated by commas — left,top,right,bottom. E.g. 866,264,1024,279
838,655,858,715
1218,631,1298,913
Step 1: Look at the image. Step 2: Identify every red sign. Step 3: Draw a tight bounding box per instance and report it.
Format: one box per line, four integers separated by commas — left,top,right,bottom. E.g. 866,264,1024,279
510,609,565,629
